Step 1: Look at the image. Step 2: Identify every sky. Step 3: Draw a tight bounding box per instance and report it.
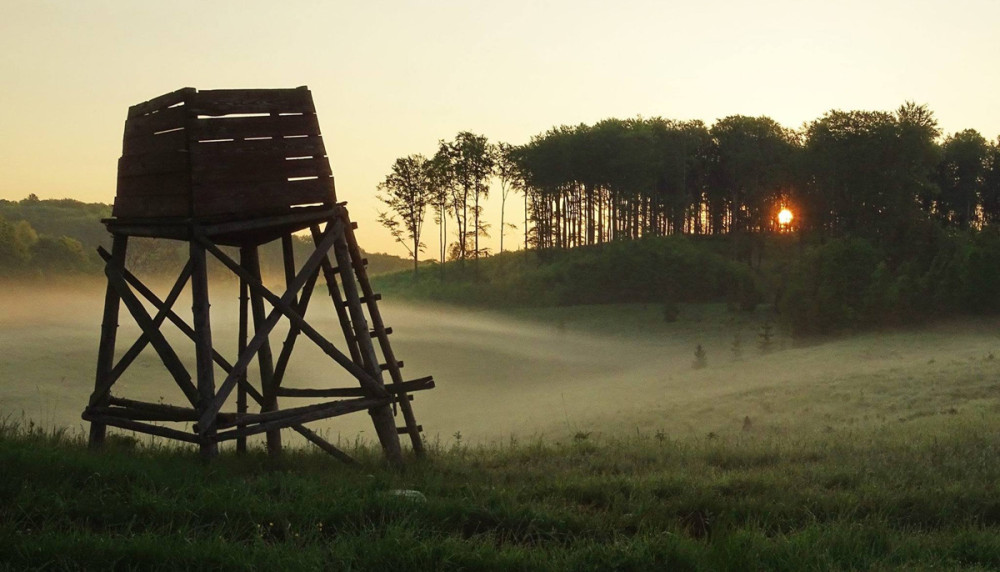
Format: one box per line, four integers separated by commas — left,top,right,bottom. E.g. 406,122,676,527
2,0,999,256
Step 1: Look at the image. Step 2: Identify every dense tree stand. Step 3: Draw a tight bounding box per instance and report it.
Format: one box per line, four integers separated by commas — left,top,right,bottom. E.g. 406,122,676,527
84,206,431,463
83,87,431,464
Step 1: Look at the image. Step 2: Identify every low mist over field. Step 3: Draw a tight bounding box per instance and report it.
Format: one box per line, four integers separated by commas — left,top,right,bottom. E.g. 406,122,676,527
3,281,998,448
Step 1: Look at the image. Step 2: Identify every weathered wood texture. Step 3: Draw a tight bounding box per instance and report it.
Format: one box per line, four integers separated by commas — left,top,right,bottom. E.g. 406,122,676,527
277,376,435,398
243,245,281,456
92,92,433,463
237,275,249,454
331,223,404,465
190,241,218,458
88,234,127,446
114,86,335,220
342,211,426,455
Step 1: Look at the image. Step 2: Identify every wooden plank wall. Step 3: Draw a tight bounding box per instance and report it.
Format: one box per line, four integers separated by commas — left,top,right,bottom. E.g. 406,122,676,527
113,86,336,221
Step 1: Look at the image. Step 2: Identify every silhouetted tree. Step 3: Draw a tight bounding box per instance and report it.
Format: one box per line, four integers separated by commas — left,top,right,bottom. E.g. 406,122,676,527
936,129,988,228
495,142,524,252
802,103,939,241
983,138,1000,226
434,132,494,260
376,154,436,274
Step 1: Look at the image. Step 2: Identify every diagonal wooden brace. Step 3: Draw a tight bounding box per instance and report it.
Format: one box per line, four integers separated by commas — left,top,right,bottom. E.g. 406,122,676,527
271,264,318,392
192,263,314,434
194,220,387,434
104,257,201,406
99,247,244,386
90,255,192,405
197,221,387,396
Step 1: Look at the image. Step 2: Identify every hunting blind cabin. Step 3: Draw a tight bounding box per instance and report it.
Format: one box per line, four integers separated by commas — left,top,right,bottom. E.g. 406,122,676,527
83,87,432,464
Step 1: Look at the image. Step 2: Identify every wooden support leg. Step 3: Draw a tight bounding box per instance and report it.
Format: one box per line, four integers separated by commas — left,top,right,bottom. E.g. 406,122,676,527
242,245,281,456
190,240,218,459
237,273,249,455
89,234,127,447
331,225,403,466
271,238,320,391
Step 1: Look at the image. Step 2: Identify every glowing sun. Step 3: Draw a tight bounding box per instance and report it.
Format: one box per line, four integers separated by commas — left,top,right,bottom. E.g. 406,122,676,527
778,208,794,226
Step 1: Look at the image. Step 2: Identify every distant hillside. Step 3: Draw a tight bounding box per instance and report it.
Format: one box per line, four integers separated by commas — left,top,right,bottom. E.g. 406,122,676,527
0,195,414,279
375,236,763,310
0,195,111,251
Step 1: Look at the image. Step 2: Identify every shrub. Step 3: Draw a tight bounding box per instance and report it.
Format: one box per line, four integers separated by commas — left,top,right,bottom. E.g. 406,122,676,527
783,238,881,334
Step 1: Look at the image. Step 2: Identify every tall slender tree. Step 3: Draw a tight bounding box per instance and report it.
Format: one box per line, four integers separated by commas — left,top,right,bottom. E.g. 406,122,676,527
495,142,524,252
435,132,494,260
936,129,988,228
375,154,435,275
983,138,1000,226
427,153,452,274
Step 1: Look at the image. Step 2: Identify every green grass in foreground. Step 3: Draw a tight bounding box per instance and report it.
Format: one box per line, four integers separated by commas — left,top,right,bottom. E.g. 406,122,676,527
2,413,999,571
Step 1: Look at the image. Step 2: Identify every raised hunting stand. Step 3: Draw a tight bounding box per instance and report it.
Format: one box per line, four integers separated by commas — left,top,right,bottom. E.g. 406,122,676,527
83,87,432,464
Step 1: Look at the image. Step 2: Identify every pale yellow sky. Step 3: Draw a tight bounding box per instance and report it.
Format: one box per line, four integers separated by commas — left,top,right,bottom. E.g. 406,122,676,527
2,0,999,256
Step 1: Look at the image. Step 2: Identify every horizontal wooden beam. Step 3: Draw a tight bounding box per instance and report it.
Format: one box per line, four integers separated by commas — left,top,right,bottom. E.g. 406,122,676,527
211,397,360,430
81,412,204,444
190,135,326,163
199,206,337,238
192,177,334,219
189,114,320,142
277,376,433,399
86,406,194,423
213,397,387,442
127,87,195,119
188,87,315,117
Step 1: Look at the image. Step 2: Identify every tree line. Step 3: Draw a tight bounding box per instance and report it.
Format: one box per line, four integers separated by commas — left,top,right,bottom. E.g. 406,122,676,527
377,103,1000,272
0,195,102,275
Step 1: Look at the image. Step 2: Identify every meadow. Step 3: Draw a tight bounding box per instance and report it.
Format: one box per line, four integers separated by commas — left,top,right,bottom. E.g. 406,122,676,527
1,282,999,569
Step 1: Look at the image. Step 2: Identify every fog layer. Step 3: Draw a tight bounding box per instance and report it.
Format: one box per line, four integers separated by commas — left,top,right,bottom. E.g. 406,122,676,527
2,281,998,447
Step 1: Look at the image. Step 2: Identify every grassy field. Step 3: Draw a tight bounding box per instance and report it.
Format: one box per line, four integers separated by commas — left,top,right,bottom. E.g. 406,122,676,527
2,413,999,570
1,283,999,569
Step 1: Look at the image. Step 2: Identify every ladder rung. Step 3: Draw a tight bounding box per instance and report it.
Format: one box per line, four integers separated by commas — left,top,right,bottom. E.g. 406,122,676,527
370,327,392,338
340,293,381,306
397,425,422,434
380,360,403,371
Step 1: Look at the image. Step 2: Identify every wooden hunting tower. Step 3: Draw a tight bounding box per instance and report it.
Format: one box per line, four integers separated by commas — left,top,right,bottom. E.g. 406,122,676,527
83,87,432,463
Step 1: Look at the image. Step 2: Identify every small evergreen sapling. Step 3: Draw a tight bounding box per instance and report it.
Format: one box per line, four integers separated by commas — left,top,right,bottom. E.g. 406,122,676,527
731,331,744,361
758,320,775,354
693,344,707,369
